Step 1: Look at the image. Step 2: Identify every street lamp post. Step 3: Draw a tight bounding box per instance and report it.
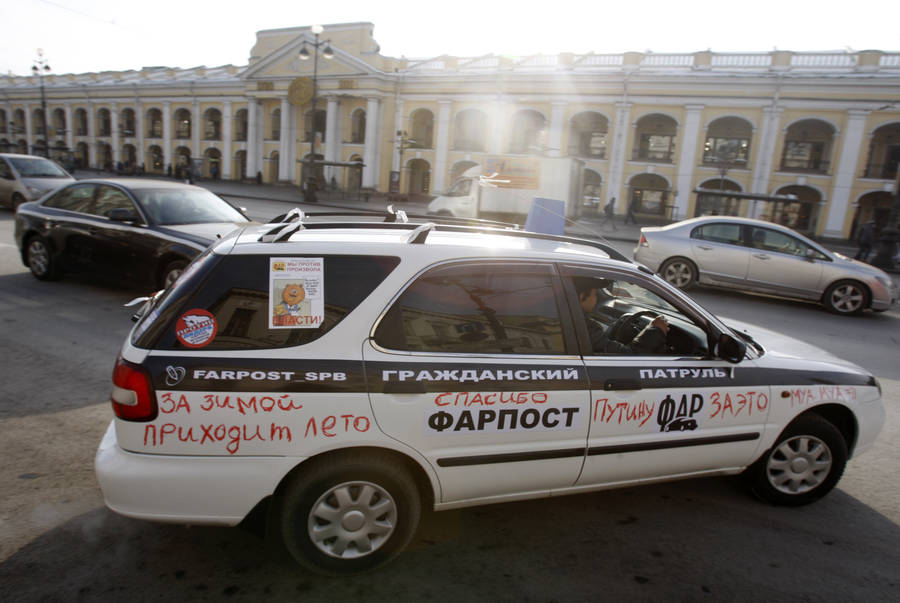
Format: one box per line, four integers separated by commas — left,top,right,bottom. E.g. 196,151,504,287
31,49,51,158
298,25,333,187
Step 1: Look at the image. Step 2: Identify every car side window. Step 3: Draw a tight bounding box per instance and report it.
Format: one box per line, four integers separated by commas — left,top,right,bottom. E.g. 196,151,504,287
374,262,566,355
749,227,823,258
0,159,11,179
565,267,710,357
691,223,742,245
92,185,139,219
42,184,96,213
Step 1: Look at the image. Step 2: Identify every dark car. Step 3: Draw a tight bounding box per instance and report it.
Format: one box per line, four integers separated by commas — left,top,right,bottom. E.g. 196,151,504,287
14,178,251,288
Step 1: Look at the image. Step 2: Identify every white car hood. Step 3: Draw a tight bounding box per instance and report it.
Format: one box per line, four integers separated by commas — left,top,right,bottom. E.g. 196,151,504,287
720,316,867,373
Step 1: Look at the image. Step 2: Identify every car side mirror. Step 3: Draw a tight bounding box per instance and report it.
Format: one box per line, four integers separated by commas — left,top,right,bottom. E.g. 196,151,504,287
107,208,140,223
716,333,747,364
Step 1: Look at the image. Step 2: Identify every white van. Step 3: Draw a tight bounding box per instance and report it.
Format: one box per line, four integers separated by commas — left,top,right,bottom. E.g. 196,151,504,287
0,153,75,209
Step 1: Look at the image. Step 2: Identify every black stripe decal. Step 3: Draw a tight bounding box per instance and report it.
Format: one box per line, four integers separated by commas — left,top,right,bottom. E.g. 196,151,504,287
437,447,585,467
436,432,760,467
588,432,760,456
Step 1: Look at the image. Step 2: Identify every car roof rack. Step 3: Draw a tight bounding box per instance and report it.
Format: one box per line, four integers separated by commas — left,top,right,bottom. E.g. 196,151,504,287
257,207,630,263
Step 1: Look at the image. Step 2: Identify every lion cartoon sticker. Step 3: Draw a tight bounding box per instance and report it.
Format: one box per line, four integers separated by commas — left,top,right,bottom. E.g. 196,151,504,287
269,258,324,328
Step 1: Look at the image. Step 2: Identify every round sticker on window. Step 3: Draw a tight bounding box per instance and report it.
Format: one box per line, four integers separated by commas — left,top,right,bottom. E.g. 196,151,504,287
175,309,217,348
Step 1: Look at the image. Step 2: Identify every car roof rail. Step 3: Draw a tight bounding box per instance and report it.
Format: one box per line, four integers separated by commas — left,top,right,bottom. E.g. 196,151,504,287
256,208,630,262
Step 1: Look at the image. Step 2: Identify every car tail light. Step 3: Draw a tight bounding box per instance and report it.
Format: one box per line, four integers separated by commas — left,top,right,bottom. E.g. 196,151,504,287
638,234,649,247
110,356,157,422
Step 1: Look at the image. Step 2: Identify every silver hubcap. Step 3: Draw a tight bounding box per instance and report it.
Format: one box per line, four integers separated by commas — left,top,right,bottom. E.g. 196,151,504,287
28,240,49,275
766,435,833,495
830,284,864,313
308,480,397,559
663,262,692,288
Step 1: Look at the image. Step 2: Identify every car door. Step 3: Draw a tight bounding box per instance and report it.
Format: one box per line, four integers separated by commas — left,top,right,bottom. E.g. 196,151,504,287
689,222,750,286
86,184,162,282
38,183,100,272
560,265,769,487
745,226,826,297
364,260,591,504
0,158,15,206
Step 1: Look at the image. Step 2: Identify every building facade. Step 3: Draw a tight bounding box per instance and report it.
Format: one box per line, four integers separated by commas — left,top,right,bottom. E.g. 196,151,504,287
2,22,899,238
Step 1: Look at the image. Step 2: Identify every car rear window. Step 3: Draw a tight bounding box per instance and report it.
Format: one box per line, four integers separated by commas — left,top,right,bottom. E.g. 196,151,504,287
133,254,399,350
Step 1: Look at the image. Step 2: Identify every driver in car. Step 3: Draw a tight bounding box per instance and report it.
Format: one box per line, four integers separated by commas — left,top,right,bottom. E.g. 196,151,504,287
574,277,670,354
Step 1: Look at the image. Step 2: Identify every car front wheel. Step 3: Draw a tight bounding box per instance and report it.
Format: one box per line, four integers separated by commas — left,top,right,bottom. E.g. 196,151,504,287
747,414,847,506
659,257,697,289
823,280,869,315
272,452,422,575
26,236,62,281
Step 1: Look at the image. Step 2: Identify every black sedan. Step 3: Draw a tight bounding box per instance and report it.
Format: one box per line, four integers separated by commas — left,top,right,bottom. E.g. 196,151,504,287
14,179,252,289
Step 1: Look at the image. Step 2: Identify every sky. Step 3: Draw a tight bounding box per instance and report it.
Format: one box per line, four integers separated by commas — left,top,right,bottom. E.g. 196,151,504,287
1,0,898,76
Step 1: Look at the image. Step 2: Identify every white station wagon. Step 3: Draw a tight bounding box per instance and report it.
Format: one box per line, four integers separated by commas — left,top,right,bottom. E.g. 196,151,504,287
95,210,886,574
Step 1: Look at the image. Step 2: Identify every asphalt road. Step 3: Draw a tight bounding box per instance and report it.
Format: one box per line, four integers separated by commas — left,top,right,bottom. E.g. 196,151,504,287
1,200,899,602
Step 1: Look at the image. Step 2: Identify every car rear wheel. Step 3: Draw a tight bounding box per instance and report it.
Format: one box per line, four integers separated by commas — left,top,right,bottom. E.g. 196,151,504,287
26,236,62,281
823,280,869,315
747,414,847,506
272,452,421,575
659,257,697,289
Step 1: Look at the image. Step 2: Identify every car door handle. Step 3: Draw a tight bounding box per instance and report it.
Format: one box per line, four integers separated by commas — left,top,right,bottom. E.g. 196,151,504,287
753,253,770,260
697,245,713,251
603,379,642,391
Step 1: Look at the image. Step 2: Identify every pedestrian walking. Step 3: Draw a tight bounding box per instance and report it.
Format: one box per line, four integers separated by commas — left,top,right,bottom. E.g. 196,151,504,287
303,177,318,204
855,220,876,261
601,197,617,231
624,197,639,225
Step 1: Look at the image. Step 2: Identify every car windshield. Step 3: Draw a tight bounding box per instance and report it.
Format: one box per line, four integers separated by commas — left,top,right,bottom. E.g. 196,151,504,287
134,188,249,225
8,157,70,178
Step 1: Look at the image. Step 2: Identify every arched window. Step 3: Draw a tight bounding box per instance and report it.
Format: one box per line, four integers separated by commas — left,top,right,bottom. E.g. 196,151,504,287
453,109,487,152
703,117,752,166
508,110,546,154
147,145,163,172
780,119,835,174
146,108,163,139
304,109,326,143
270,108,281,141
569,112,608,159
633,114,678,162
74,108,88,136
174,109,191,139
407,158,431,195
204,108,222,140
863,122,900,179
628,173,671,216
51,108,66,137
234,109,248,141
97,108,112,137
409,109,433,149
351,109,366,143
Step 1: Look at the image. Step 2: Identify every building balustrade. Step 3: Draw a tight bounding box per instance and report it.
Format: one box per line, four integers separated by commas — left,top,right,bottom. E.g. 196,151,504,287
862,163,898,179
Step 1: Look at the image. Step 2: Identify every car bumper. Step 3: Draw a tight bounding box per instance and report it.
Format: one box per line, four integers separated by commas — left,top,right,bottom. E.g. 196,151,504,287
870,279,898,311
94,421,299,525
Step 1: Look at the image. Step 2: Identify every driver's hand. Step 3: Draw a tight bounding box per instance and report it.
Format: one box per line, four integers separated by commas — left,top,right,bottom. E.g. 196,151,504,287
650,315,670,334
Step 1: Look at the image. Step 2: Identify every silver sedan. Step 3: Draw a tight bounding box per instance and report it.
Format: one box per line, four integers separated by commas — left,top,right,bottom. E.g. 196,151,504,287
633,216,897,315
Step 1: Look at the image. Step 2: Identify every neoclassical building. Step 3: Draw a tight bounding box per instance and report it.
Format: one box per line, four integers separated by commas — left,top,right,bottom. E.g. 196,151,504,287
1,22,899,238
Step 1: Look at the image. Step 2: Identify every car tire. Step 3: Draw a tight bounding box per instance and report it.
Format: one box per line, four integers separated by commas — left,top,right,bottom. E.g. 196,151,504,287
823,280,869,315
25,235,62,281
159,259,187,290
272,452,422,576
746,414,847,507
659,257,697,290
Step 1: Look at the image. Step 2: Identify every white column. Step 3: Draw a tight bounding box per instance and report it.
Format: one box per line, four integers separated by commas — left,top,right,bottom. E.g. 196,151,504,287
547,101,567,157
392,99,404,172
362,97,379,188
136,101,144,168
111,102,120,165
433,100,452,192
490,98,505,154
750,106,784,198
279,97,290,181
824,109,869,238
87,102,97,168
606,102,632,209
324,96,339,182
192,100,200,166
246,99,259,178
673,104,704,220
24,104,34,153
223,101,232,179
64,104,73,153
162,101,172,172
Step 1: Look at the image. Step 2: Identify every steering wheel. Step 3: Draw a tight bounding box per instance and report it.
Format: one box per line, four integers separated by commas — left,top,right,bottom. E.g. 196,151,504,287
606,310,662,345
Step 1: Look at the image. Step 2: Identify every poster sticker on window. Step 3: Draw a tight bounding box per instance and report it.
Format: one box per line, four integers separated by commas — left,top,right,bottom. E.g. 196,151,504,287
269,257,324,328
175,309,218,348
